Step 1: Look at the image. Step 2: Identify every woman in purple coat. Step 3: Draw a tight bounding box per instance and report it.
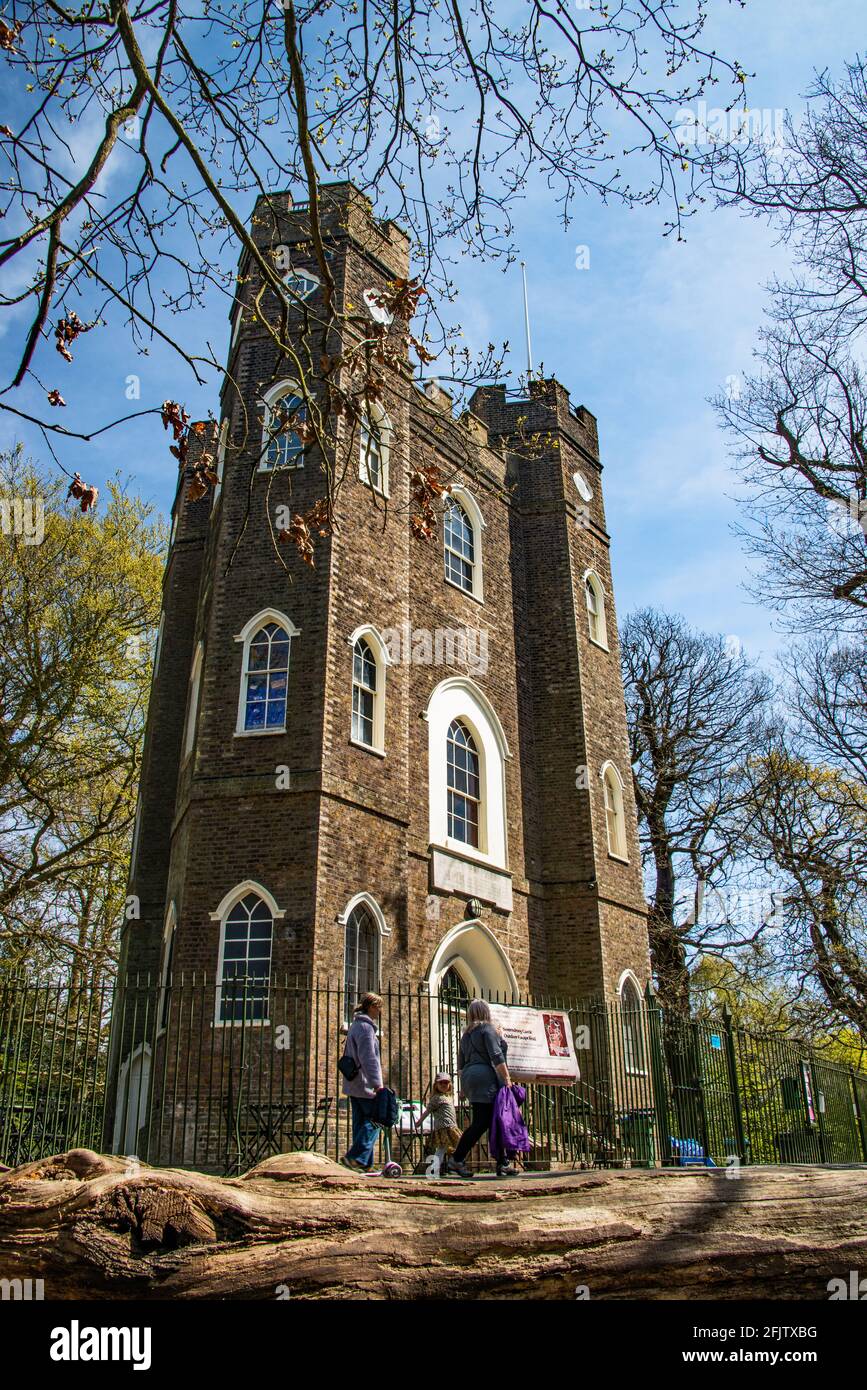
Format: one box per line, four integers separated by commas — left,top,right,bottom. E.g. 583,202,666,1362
340,992,385,1172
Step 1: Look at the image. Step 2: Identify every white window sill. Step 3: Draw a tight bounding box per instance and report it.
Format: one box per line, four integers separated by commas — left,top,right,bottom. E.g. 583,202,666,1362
257,461,304,473
441,837,507,873
588,635,610,652
444,575,484,605
212,1019,271,1029
359,471,390,501
607,851,630,865
350,738,386,758
234,726,286,738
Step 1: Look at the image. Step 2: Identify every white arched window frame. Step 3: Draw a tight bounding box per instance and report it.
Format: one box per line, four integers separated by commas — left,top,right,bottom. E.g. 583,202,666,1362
601,760,629,861
234,609,300,736
230,300,243,351
337,892,391,1018
210,881,285,1026
260,379,308,471
152,612,165,681
359,401,391,497
129,791,142,881
584,569,609,649
158,903,177,1034
443,486,485,601
213,418,228,503
183,641,204,762
113,1043,152,1155
618,970,647,1074
348,625,391,754
425,677,510,870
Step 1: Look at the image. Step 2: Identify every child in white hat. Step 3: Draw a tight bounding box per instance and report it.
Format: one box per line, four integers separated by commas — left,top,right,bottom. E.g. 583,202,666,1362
417,1072,461,1176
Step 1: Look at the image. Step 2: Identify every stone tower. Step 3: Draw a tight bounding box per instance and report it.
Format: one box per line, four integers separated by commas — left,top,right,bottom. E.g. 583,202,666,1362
119,179,649,1023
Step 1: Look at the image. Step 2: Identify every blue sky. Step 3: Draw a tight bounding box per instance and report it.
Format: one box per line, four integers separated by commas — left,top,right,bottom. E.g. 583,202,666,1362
2,0,864,667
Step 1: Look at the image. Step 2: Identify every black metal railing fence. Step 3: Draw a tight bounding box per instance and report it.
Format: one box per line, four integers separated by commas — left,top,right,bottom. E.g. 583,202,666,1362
1,974,866,1174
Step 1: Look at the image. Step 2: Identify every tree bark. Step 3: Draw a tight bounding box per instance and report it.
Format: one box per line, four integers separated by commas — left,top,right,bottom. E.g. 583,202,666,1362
2,1149,866,1299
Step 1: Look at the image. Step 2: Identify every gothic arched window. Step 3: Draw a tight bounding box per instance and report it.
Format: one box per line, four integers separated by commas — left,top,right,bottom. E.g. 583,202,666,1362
183,641,204,761
620,975,645,1073
359,403,391,495
218,891,273,1023
447,719,481,848
261,380,308,470
352,637,377,747
443,487,485,600
159,904,176,1032
602,762,628,860
348,626,389,753
444,498,475,593
236,612,298,734
343,902,380,1011
585,571,608,648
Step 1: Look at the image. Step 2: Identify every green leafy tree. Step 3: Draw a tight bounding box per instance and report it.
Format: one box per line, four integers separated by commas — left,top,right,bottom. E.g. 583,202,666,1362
0,448,166,982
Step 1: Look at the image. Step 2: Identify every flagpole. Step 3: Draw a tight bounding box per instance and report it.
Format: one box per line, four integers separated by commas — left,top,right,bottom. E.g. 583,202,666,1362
520,260,533,381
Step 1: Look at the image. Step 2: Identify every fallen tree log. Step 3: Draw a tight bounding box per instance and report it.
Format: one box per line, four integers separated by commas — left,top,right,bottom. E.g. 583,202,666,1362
1,1149,866,1299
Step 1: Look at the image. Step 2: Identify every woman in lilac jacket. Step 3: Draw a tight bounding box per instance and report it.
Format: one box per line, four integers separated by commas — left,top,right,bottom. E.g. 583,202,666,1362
340,992,385,1172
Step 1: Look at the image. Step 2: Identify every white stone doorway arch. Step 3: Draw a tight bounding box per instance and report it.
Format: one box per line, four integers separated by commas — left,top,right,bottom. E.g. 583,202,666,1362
426,918,519,1075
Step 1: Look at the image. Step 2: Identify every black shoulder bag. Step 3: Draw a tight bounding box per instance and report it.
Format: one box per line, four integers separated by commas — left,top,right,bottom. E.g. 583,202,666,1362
338,1031,360,1080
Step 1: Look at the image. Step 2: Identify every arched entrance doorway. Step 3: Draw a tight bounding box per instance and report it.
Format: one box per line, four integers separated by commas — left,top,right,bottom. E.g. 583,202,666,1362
438,964,472,1076
426,918,519,1073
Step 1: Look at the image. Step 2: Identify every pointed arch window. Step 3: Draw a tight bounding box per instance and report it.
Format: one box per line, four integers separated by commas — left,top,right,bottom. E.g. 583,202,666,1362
620,975,645,1073
444,498,474,593
585,571,608,648
159,905,176,1032
213,417,228,502
443,487,485,600
447,719,481,848
359,403,391,495
217,891,273,1023
235,611,298,735
352,638,377,747
343,902,380,1014
261,380,308,470
348,625,389,753
183,642,204,761
602,762,628,861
